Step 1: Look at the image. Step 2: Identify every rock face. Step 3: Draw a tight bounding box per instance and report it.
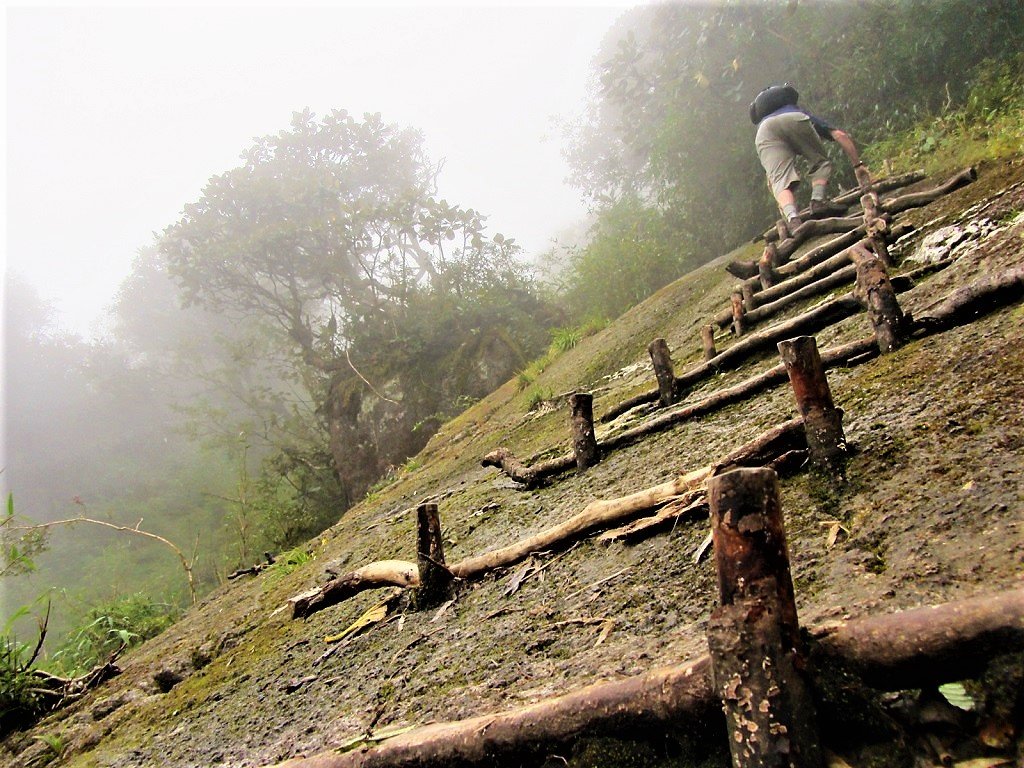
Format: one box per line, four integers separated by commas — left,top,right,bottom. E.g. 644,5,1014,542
3,161,1024,768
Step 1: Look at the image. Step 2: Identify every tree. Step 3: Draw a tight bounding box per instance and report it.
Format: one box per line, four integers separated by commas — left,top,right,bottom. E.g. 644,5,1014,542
161,109,553,508
565,0,1024,265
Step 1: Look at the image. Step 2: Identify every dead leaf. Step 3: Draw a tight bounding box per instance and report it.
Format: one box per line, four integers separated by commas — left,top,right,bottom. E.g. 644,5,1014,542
594,619,615,647
503,557,536,597
693,531,714,564
820,519,848,549
325,601,389,643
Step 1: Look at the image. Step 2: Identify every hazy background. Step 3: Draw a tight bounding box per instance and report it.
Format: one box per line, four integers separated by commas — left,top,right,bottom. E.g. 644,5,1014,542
5,3,630,338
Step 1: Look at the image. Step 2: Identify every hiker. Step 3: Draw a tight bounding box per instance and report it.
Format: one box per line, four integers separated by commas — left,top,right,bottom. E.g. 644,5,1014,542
750,84,867,234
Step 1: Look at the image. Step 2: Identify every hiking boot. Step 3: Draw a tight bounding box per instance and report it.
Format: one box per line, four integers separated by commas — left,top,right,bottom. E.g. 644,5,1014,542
809,199,847,218
786,216,802,237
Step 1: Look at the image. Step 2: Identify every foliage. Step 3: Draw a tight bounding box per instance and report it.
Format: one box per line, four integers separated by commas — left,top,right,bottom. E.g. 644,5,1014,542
161,109,556,508
561,196,692,323
266,546,313,579
2,494,47,579
864,55,1024,174
49,594,177,677
560,0,1024,318
33,733,67,764
0,606,49,737
525,387,554,412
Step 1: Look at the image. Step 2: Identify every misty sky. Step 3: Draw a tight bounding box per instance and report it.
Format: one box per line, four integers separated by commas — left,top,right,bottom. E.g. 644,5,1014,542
5,3,633,338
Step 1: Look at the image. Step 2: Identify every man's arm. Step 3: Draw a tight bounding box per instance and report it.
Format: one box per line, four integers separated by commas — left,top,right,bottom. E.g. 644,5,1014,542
830,128,861,167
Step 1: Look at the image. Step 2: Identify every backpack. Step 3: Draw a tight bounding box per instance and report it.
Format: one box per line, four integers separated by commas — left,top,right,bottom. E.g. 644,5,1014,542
749,84,800,124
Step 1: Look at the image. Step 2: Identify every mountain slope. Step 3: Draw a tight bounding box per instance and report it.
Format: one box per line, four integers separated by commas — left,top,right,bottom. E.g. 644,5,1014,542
4,157,1023,768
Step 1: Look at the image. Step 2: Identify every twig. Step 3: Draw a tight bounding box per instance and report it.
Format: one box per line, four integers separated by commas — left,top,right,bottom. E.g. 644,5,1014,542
10,516,197,604
564,568,631,601
346,346,399,404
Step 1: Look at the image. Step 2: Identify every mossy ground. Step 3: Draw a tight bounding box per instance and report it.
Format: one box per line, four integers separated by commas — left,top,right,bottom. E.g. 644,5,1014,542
3,158,1023,768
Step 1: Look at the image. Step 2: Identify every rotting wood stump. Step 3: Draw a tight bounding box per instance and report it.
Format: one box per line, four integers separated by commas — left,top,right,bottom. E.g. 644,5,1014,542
648,338,677,407
701,325,718,361
852,245,906,353
414,503,454,610
707,468,823,768
569,392,600,471
731,290,746,336
777,336,846,474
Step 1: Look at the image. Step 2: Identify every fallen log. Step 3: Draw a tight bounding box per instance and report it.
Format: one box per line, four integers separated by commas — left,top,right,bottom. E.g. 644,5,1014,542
291,560,420,620
646,295,865,421
271,588,1024,768
881,166,977,215
912,263,1024,335
602,257,934,429
831,169,927,206
761,214,862,250
493,259,986,489
751,170,927,243
295,420,808,619
741,254,950,335
454,418,804,582
480,448,574,487
723,228,867,313
809,588,1024,690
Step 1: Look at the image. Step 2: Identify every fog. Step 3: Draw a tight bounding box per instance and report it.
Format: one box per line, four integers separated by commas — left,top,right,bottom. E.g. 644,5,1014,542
5,3,630,338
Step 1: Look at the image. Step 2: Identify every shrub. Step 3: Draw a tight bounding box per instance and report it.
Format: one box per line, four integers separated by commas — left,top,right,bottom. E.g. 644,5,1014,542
50,594,177,676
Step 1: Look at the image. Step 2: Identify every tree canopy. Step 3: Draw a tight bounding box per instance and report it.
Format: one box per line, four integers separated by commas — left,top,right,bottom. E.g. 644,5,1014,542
161,109,554,506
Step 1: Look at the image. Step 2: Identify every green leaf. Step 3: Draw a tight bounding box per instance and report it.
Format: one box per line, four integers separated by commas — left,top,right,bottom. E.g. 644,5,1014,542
938,682,975,711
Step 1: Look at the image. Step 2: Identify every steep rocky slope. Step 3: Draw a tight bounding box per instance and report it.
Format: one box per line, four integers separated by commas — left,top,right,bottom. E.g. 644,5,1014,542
4,157,1023,768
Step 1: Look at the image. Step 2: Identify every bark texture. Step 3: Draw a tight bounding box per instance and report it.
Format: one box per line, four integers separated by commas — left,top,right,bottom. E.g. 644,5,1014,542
777,336,846,473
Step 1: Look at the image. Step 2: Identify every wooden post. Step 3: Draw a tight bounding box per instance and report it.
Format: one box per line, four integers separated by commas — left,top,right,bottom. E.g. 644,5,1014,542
730,290,746,336
759,251,777,290
706,468,823,768
701,325,718,361
741,283,758,311
777,336,846,474
569,392,600,471
855,164,872,192
415,503,454,610
647,338,677,408
852,247,905,353
861,192,892,267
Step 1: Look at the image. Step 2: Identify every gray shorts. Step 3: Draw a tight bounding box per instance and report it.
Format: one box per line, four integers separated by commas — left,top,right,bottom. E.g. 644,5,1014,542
755,112,833,196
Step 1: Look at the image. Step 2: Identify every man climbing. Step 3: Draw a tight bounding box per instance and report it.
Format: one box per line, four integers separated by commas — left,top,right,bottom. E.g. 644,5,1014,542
750,83,867,235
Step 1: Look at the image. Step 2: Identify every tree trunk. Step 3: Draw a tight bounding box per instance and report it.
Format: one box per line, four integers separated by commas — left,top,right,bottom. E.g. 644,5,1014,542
701,325,718,361
708,588,823,768
731,291,746,336
759,250,777,289
414,504,454,610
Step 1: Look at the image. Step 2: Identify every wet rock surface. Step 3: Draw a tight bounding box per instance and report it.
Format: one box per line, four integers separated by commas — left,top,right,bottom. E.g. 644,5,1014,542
3,160,1023,768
